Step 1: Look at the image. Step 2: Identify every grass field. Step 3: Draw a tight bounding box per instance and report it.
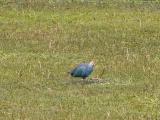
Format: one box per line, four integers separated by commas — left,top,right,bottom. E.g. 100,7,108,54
0,1,160,120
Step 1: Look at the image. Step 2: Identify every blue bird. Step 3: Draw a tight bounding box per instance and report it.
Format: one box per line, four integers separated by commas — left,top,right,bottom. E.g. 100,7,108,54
69,61,95,80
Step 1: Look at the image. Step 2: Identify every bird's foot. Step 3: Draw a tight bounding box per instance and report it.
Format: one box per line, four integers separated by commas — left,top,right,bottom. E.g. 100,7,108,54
91,77,102,81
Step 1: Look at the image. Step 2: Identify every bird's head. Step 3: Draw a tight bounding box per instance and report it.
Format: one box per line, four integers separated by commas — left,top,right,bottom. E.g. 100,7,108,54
89,61,95,66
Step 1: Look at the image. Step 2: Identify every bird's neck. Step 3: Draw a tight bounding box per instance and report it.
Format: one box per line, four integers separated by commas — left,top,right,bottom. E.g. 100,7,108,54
88,63,93,67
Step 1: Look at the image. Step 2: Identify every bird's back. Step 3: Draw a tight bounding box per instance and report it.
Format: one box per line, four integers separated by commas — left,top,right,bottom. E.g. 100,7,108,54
70,64,93,78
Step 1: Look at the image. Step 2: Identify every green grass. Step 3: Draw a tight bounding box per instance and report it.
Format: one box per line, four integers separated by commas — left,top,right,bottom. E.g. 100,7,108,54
0,1,160,120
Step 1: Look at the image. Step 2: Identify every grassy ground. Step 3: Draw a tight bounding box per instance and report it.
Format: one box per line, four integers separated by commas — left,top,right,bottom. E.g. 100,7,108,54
0,1,160,120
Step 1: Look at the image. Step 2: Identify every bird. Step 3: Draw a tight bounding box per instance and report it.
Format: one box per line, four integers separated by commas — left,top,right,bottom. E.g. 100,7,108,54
69,61,95,80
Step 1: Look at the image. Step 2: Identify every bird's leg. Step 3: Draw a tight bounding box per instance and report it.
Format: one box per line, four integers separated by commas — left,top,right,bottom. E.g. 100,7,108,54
82,77,86,81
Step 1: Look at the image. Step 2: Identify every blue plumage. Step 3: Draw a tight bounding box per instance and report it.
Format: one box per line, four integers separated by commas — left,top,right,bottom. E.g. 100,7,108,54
69,61,94,79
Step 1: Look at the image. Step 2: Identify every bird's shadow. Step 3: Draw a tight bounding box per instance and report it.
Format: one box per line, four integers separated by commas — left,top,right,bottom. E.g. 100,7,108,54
65,79,107,85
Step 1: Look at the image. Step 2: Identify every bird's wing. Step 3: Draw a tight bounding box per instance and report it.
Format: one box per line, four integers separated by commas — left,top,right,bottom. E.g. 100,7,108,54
84,64,93,76
71,64,86,77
